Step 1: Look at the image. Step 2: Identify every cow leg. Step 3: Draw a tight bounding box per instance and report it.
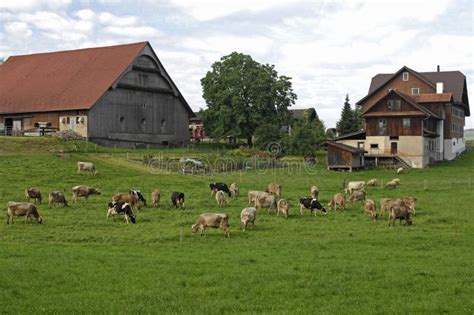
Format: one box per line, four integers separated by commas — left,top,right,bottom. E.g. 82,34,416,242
300,204,304,215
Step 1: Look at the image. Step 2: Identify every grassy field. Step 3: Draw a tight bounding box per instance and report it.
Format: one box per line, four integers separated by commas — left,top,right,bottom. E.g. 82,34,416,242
0,137,473,314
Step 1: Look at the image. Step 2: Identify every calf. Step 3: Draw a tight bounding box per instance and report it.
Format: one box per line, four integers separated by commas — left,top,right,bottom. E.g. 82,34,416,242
191,213,230,238
77,161,97,175
230,182,240,197
364,199,378,220
366,179,378,186
328,193,346,211
401,196,417,215
209,182,231,197
255,194,277,213
310,186,320,199
388,203,412,226
72,185,100,203
112,193,139,210
107,202,136,224
25,187,42,204
215,190,227,207
348,190,366,203
240,207,257,231
277,199,289,218
7,202,43,224
265,183,282,196
299,197,327,215
345,181,365,194
385,181,398,189
151,190,161,208
171,192,185,208
49,191,68,207
130,190,147,207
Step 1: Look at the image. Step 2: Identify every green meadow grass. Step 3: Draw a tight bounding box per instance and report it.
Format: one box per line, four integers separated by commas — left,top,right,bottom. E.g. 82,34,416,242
0,137,473,314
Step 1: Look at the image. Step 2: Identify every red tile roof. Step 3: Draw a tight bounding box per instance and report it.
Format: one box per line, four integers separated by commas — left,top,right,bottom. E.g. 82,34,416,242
0,42,147,114
413,93,453,103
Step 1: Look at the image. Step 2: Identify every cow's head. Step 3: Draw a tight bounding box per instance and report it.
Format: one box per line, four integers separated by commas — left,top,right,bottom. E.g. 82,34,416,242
191,223,199,234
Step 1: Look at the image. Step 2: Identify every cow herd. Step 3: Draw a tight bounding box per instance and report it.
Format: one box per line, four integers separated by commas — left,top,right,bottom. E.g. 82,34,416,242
6,161,417,237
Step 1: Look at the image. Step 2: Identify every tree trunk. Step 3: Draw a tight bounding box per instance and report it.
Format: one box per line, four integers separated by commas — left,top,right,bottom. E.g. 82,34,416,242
247,135,253,147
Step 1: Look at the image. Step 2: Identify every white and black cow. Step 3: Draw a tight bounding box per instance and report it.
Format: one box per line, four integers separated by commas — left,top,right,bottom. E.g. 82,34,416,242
299,197,327,215
129,190,147,207
171,192,185,208
209,182,231,197
107,201,136,224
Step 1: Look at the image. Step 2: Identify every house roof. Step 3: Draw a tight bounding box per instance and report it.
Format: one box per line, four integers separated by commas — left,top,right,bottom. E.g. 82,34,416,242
413,93,453,103
325,141,365,153
333,130,366,141
0,42,194,117
358,66,469,115
290,108,316,120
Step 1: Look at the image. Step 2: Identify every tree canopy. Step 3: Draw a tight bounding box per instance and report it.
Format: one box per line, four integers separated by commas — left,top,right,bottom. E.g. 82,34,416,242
201,52,297,146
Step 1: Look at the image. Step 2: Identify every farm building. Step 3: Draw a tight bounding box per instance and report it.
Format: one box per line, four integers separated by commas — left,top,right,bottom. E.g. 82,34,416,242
325,141,365,172
335,66,470,168
0,42,194,147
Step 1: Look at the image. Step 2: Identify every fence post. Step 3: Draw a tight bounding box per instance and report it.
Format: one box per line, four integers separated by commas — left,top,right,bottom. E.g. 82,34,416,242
424,179,427,191
126,152,129,161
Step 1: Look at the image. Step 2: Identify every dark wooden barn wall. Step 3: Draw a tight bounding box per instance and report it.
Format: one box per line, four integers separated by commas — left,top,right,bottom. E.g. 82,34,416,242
366,117,422,136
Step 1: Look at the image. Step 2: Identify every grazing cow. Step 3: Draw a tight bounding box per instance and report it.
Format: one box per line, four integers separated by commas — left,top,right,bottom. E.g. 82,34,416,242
385,181,398,189
255,194,277,213
77,161,97,175
130,190,147,207
209,182,231,197
215,190,227,207
71,185,100,203
366,179,378,186
7,202,43,224
391,178,401,185
107,202,136,224
247,191,272,205
277,199,289,218
112,193,139,210
345,181,365,194
230,182,240,197
348,190,366,203
49,191,68,207
364,199,378,220
299,197,327,215
171,192,185,208
191,213,230,238
151,190,160,208
265,183,282,196
310,186,320,199
240,207,257,231
401,196,417,215
397,167,404,174
380,198,393,215
328,193,346,211
25,187,42,204
388,202,412,226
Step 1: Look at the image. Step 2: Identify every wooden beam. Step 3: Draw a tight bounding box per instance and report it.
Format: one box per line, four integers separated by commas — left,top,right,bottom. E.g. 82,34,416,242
116,83,174,95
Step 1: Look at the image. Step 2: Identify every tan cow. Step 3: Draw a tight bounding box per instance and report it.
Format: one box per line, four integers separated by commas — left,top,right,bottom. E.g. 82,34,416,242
25,187,42,204
265,183,282,196
388,202,412,226
385,181,398,189
345,181,365,194
277,199,289,218
364,199,378,220
348,190,366,203
401,196,417,215
112,193,139,209
255,194,277,213
230,182,240,197
240,207,257,231
310,186,320,199
191,213,230,238
151,190,161,208
215,190,227,207
366,179,378,186
72,185,101,203
7,202,43,224
380,198,393,215
328,193,346,211
248,191,272,205
77,161,97,175
49,191,68,207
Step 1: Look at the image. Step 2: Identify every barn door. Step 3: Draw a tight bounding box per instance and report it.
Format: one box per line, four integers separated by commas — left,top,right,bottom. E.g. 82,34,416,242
13,120,22,130
391,142,397,155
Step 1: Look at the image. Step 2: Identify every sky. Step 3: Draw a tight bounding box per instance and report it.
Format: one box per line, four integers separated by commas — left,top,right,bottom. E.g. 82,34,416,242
0,0,473,129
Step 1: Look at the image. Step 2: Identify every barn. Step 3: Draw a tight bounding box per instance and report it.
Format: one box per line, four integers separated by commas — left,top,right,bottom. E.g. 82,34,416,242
0,42,194,147
325,141,366,172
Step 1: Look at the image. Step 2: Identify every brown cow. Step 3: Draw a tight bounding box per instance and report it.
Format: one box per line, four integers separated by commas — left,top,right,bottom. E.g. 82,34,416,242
112,193,139,209
240,207,257,231
265,183,282,196
388,202,412,226
277,199,289,218
230,182,240,197
255,194,277,213
151,190,161,208
77,161,97,175
401,196,417,215
366,179,378,186
364,199,378,220
72,185,101,203
191,213,230,238
25,187,42,204
348,190,366,203
49,191,68,207
215,190,227,207
248,191,271,205
328,193,346,211
7,202,42,224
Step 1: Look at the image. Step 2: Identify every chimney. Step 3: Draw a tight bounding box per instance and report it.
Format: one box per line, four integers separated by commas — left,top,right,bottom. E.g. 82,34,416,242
436,82,444,94
437,65,440,72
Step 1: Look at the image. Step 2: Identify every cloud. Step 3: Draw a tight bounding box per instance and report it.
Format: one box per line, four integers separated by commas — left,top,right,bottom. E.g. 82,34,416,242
4,21,32,39
0,0,71,11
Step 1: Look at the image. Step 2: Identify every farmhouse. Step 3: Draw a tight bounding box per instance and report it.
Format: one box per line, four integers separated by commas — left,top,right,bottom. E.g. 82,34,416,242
0,42,194,147
337,66,470,168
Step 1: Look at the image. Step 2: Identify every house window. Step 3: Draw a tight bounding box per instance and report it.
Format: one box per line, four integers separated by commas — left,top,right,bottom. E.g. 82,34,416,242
357,141,364,149
411,88,420,96
403,118,411,128
387,99,401,111
370,144,379,149
120,117,125,123
378,118,386,129
403,72,409,81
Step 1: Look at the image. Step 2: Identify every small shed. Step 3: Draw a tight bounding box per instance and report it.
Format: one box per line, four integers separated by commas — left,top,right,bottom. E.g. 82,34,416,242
325,141,365,172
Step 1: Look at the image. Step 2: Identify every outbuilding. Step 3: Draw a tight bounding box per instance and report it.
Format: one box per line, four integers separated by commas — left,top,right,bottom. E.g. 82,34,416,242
325,141,365,172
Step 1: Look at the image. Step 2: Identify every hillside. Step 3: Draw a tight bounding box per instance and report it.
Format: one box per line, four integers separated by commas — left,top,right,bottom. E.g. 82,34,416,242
465,128,474,140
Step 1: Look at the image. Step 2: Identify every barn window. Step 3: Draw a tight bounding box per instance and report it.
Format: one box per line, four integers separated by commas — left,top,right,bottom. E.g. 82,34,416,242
411,88,420,96
403,118,411,128
66,117,70,124
402,72,409,81
370,144,379,149
120,117,125,123
387,100,401,111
